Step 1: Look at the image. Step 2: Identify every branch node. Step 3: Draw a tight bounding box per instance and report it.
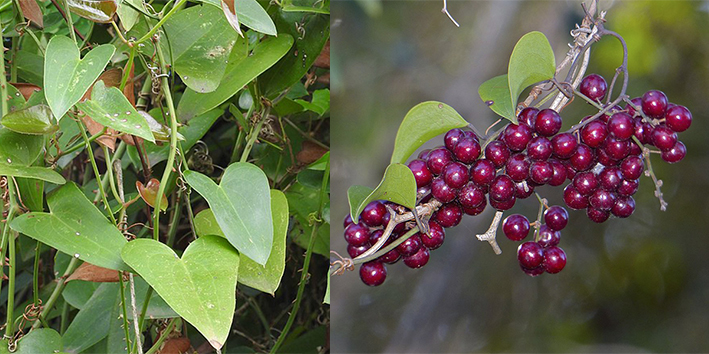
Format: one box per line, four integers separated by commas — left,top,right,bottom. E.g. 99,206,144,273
475,211,503,255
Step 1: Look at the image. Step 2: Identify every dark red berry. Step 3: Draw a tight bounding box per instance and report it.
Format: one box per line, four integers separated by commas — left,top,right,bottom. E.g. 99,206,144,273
665,105,692,132
529,160,553,185
617,179,639,197
408,159,433,187
620,156,644,180
360,261,387,286
604,136,631,160
586,207,610,223
431,177,457,203
489,194,516,211
361,200,387,227
506,153,530,182
442,162,469,189
564,184,589,210
518,241,544,269
607,112,634,140
521,264,545,277
453,136,482,164
343,214,354,229
502,214,530,241
420,221,445,250
596,147,619,167
518,107,539,127
418,149,432,160
612,195,635,218
470,159,496,187
573,171,598,196
348,244,370,258
537,225,560,248
579,74,607,101
551,132,578,159
489,175,515,202
403,247,430,269
462,197,487,216
543,247,567,274
548,159,567,187
581,120,608,148
458,183,485,209
589,189,616,211
534,109,563,136
625,97,643,117
598,166,623,191
434,203,463,228
569,144,595,171
344,223,370,246
661,141,686,164
503,124,533,151
651,125,678,151
426,147,454,175
641,90,668,118
444,128,465,151
544,206,569,231
527,136,553,160
633,117,647,144
484,140,511,168
396,234,422,257
515,181,535,199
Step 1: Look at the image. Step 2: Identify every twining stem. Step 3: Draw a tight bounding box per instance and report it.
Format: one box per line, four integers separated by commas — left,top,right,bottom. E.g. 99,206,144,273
240,106,271,163
76,118,117,224
134,0,187,45
94,142,127,204
61,127,108,157
32,257,81,329
271,158,329,354
103,146,123,203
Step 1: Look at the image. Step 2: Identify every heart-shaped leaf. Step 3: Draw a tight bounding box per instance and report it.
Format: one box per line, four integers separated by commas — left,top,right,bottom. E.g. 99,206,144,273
194,190,288,295
507,31,556,113
163,5,240,93
185,162,273,265
1,104,58,135
350,163,416,222
136,178,168,211
44,36,115,120
346,185,373,220
121,235,240,351
390,101,468,164
177,35,293,120
0,162,66,184
0,329,62,354
67,0,119,23
479,74,516,123
10,182,129,270
0,127,44,166
75,81,155,142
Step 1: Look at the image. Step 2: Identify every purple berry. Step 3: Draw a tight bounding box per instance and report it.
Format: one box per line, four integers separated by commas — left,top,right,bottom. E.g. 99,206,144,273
543,246,567,274
537,225,560,248
551,132,578,159
586,207,610,223
444,128,465,151
564,184,589,210
489,175,515,202
453,136,482,164
527,136,553,160
518,107,539,127
458,183,485,209
470,159,496,187
502,214,530,241
569,144,595,171
420,221,445,250
426,147,454,175
581,120,608,148
506,153,530,182
544,206,569,231
607,112,634,140
360,261,387,286
503,123,533,151
579,74,607,101
485,140,511,168
611,196,635,218
361,200,387,227
344,223,370,246
665,105,692,132
396,234,422,257
598,166,623,191
651,125,678,151
620,156,644,180
534,109,562,136
403,247,430,269
434,203,463,228
442,162,469,189
529,160,553,185
518,241,544,269
641,90,669,118
408,159,433,187
661,141,686,163
431,177,457,203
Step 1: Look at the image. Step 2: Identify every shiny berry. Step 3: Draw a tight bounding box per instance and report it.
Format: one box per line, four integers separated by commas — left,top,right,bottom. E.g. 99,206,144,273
453,136,482,164
598,166,623,191
573,171,599,196
489,175,515,202
462,198,487,216
651,125,678,151
431,177,457,203
515,181,535,199
470,159,496,187
408,159,433,187
620,156,644,180
596,147,619,167
418,149,432,160
426,147,453,175
527,136,553,160
665,105,692,132
521,264,545,277
604,137,630,160
343,214,354,229
661,141,686,164
442,162,469,189
607,112,634,140
569,144,595,171
518,241,544,269
617,179,639,197
543,247,567,274
403,247,430,269
579,74,607,101
506,153,530,182
420,221,445,250
485,140,511,168
489,194,516,211
347,244,370,258
518,107,539,127
551,132,578,159
396,234,421,257
534,109,563,136
564,184,589,210
548,159,567,187
529,160,553,185
434,203,463,228
625,97,643,117
581,120,608,148
444,128,465,151
537,225,560,248
361,200,387,227
612,196,635,218
544,206,569,231
360,262,387,286
344,223,370,246
502,214,530,241
641,90,668,118
458,183,485,209
589,189,616,211
586,207,610,223
503,123,533,151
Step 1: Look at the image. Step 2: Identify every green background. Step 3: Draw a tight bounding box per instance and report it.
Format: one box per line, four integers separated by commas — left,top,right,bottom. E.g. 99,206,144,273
331,1,709,352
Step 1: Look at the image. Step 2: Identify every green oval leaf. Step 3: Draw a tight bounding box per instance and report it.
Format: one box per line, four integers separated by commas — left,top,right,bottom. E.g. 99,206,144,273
346,185,373,221
350,163,416,222
44,36,115,120
390,101,468,165
184,162,273,265
0,162,66,184
67,0,118,23
194,190,288,295
121,236,240,351
10,182,129,270
0,329,62,354
479,74,516,123
507,31,555,113
62,282,117,353
1,104,58,135
75,81,156,142
0,127,44,166
177,35,293,121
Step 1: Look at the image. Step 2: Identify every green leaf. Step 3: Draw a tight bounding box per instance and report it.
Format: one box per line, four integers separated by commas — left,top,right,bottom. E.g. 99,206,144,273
294,89,330,115
177,35,293,120
0,162,66,184
259,12,329,96
163,5,240,93
390,101,468,164
479,74,516,123
0,329,62,354
200,0,278,35
121,236,240,351
194,190,288,295
1,104,58,135
324,274,329,304
308,151,329,171
144,109,222,167
44,36,115,120
67,0,118,23
346,185,373,220
62,282,117,353
75,81,155,142
0,127,44,166
10,182,129,270
15,177,44,212
507,31,555,114
350,163,416,222
285,183,329,257
16,50,44,86
184,162,273,265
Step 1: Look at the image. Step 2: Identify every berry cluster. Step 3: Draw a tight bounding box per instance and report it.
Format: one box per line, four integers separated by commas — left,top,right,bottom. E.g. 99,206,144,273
342,73,691,285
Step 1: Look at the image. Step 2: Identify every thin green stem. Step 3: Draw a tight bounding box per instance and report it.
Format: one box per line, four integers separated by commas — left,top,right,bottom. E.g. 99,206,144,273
134,0,187,45
76,118,117,224
1,22,8,117
240,107,271,163
32,242,41,305
120,46,137,91
32,257,80,329
60,302,69,334
271,159,329,354
60,126,107,157
144,318,179,354
152,35,180,241
165,191,182,248
63,0,77,44
93,142,126,204
3,189,16,339
103,146,123,203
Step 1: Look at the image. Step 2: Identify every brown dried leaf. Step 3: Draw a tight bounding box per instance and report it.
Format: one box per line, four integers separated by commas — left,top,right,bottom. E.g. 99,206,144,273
82,68,123,101
296,140,328,165
66,262,121,282
80,113,118,151
158,337,191,354
314,39,329,69
220,0,243,37
19,0,43,28
10,82,41,101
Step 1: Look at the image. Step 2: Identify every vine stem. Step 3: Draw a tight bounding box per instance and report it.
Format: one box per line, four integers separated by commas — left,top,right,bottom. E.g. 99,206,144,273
134,0,186,44
76,117,117,225
62,0,77,44
240,106,271,163
270,158,329,354
2,180,17,340
31,257,81,329
143,318,179,354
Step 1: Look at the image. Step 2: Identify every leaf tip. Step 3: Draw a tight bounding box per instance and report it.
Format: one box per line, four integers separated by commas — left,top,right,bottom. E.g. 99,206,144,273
208,339,224,350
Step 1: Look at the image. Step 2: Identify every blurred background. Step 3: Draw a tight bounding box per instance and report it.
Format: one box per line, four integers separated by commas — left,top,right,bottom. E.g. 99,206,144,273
330,0,709,353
